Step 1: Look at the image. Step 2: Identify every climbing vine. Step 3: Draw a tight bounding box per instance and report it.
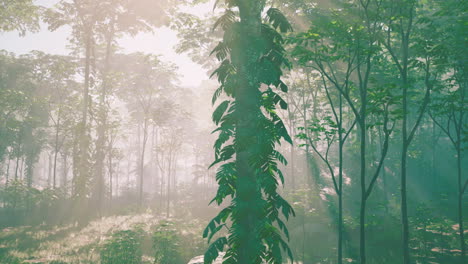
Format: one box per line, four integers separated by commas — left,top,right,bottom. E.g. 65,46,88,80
204,1,295,263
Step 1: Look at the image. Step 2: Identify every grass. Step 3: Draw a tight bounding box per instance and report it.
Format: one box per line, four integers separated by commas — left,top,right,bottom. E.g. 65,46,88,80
0,213,162,264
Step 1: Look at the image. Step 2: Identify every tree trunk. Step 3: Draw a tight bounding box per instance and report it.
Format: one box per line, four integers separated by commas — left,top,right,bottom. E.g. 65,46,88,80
62,153,68,190
115,164,119,198
457,147,466,263
401,143,410,264
20,157,24,181
166,149,172,218
359,120,367,264
75,30,93,227
172,152,178,211
108,152,113,202
234,1,265,262
287,104,295,190
48,153,52,187
94,23,114,216
401,75,410,263
14,155,20,181
401,38,411,264
337,95,344,264
6,158,10,186
53,114,60,189
139,118,149,208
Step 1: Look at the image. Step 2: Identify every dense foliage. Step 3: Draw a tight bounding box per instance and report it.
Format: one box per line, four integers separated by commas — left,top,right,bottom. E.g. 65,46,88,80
152,221,184,264
100,229,143,264
203,1,295,263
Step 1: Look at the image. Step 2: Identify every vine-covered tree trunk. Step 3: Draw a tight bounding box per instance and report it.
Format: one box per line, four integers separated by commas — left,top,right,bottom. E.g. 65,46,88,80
204,1,294,263
233,1,265,262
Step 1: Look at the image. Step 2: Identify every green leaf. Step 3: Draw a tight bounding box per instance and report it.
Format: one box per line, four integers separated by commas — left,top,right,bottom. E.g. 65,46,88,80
266,8,293,33
212,86,223,105
212,100,230,125
204,237,227,264
213,10,236,31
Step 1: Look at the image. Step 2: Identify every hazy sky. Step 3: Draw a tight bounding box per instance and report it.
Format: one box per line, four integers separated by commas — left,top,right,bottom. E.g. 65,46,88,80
0,0,214,87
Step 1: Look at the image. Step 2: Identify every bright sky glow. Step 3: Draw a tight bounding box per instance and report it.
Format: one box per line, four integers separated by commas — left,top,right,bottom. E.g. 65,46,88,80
0,0,215,87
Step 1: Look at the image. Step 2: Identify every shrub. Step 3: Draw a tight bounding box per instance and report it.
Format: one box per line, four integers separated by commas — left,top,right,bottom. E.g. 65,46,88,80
100,229,142,264
152,221,183,264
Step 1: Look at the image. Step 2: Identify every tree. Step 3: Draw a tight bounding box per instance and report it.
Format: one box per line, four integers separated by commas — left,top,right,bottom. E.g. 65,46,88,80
289,2,399,263
427,1,468,261
380,1,433,262
0,0,40,35
113,53,178,208
204,1,295,263
31,52,78,189
172,12,222,71
46,0,102,223
0,52,49,187
295,74,356,264
155,126,183,217
92,0,172,216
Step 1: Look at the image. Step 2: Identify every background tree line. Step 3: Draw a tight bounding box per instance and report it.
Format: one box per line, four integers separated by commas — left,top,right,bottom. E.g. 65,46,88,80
0,0,466,264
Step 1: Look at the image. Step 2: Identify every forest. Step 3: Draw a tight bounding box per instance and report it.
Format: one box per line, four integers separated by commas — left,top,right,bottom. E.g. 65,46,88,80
0,0,466,264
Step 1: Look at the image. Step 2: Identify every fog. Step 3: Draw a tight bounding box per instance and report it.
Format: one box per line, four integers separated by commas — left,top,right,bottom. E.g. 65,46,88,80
0,1,466,264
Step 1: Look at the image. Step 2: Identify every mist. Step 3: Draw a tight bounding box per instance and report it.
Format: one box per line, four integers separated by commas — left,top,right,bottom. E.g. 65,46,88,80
0,1,466,264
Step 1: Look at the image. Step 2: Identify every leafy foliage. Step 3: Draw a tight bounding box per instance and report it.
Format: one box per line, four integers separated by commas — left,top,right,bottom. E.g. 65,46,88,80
204,1,295,263
0,0,40,35
152,221,184,264
100,229,143,264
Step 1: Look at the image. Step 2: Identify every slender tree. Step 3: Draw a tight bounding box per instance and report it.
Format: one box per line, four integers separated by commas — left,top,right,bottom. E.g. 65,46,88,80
46,0,101,223
93,0,170,216
289,2,400,263
381,2,432,262
425,1,467,261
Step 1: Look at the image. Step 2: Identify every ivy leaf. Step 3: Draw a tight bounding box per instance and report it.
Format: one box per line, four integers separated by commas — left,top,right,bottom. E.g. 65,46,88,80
212,100,230,125
278,81,288,92
213,10,236,31
210,42,230,61
275,119,293,144
266,8,293,33
204,237,227,264
212,86,223,105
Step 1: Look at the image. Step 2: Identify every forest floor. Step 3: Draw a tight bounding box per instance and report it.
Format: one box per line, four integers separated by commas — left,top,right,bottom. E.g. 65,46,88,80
0,213,205,264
